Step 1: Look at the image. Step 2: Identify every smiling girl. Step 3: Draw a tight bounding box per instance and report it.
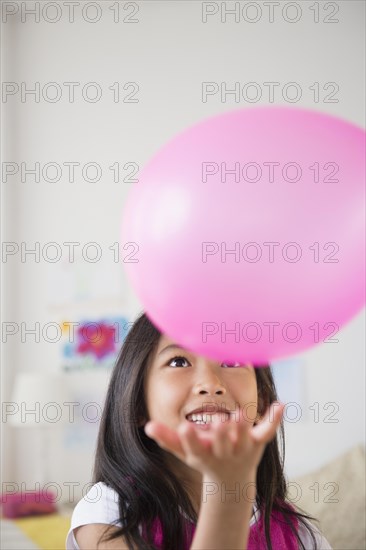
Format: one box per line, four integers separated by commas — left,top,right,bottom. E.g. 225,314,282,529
66,312,331,549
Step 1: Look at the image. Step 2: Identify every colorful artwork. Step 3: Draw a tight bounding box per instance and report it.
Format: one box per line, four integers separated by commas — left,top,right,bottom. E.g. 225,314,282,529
61,316,131,371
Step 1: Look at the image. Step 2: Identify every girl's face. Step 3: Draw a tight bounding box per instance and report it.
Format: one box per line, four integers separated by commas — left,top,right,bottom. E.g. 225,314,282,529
144,334,259,437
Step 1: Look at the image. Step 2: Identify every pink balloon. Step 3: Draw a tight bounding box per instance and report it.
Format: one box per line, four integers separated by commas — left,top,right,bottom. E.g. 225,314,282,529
121,107,365,364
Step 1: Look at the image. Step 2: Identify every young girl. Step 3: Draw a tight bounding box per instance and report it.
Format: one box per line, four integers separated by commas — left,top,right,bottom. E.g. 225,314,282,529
66,312,332,550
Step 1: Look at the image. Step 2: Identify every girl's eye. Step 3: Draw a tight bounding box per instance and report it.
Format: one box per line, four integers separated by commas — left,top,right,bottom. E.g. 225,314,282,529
168,357,244,368
168,356,191,368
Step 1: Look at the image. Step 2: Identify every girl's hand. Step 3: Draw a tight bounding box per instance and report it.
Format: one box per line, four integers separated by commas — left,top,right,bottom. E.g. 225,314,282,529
144,402,284,483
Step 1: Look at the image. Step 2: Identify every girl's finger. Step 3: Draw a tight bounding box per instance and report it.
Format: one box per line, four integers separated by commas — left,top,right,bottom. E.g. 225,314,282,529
178,422,210,460
211,418,234,458
251,401,285,445
232,406,252,453
144,421,186,462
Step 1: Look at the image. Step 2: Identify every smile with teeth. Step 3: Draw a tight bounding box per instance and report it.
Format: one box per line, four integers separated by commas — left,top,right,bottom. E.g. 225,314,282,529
186,412,231,425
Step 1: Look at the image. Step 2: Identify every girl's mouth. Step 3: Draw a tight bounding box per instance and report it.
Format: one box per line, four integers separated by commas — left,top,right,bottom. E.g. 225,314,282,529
186,412,231,430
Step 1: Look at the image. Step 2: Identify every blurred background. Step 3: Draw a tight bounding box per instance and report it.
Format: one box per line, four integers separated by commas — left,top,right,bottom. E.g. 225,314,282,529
1,1,365,548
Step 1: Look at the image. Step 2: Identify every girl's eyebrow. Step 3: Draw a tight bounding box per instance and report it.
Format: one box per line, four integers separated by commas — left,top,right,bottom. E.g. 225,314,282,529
157,343,184,356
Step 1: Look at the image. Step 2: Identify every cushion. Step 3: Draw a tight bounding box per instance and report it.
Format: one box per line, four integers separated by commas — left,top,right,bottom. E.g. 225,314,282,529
290,444,366,550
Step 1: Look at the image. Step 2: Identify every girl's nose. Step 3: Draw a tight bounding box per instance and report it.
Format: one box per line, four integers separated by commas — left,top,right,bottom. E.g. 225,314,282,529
197,385,225,395
193,364,227,395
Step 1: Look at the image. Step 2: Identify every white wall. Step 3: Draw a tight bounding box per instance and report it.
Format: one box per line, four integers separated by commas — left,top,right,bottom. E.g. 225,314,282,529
2,1,365,503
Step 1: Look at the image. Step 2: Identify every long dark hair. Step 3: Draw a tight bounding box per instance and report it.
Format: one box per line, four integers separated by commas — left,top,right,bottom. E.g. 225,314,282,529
93,311,319,549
